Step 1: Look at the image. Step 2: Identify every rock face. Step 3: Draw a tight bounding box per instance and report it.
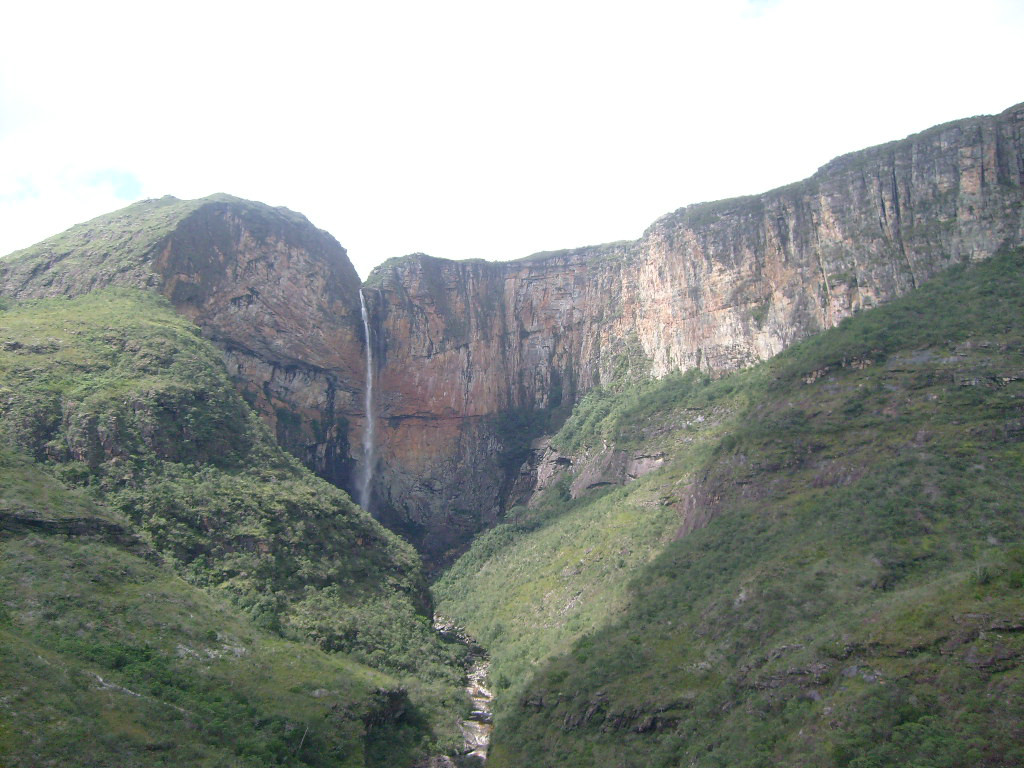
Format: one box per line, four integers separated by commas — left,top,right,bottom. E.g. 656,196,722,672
361,102,1024,564
2,105,1023,568
568,449,667,499
0,194,367,488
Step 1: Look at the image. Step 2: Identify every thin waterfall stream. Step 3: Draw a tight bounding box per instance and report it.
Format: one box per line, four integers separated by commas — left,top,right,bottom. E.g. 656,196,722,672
358,289,375,511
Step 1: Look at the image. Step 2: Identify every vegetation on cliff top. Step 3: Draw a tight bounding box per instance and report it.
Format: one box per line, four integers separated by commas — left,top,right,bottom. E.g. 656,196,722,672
0,289,468,765
435,248,1024,767
0,194,341,299
0,196,205,282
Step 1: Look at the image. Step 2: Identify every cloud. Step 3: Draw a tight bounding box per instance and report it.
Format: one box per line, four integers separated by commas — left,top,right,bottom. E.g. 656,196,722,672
1,0,1022,275
84,169,142,200
0,165,144,257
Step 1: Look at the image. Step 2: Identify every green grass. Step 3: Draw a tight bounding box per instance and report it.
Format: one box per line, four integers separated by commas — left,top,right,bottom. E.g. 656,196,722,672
0,448,123,525
436,248,1024,767
0,538,398,767
0,444,425,767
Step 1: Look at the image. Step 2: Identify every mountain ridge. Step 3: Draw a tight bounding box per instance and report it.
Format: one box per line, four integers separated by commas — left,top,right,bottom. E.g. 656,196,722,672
1,100,1023,767
359,99,1024,563
0,193,367,491
2,102,1022,568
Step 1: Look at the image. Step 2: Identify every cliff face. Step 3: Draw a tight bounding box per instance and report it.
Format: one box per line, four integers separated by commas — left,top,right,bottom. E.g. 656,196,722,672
0,194,368,487
2,105,1022,568
362,102,1024,564
153,201,367,487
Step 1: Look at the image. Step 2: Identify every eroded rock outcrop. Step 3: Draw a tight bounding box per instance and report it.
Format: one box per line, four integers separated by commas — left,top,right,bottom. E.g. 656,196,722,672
568,449,667,499
0,194,368,488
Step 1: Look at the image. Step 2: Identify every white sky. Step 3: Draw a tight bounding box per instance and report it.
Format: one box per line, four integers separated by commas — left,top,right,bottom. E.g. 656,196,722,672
2,0,1022,279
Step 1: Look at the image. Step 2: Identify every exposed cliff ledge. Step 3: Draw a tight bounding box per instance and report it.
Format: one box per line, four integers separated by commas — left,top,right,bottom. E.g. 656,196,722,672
362,102,1024,565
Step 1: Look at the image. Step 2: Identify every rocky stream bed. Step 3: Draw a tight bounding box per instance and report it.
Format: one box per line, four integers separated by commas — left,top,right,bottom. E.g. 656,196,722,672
432,619,493,766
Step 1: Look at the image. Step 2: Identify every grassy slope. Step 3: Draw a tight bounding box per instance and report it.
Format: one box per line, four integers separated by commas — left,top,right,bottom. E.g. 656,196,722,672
435,249,1024,767
0,290,467,764
0,447,406,767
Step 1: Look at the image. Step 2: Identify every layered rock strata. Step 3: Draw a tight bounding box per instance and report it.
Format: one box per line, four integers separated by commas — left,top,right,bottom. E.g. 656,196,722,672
361,102,1024,564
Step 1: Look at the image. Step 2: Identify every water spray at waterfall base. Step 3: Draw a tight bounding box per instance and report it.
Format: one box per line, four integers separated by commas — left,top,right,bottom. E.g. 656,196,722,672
358,289,376,511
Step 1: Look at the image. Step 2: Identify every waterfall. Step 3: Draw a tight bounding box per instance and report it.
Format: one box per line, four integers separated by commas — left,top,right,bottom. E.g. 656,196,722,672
358,289,376,511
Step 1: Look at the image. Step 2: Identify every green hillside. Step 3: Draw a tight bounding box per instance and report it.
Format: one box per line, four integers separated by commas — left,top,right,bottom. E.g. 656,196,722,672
0,290,468,765
0,447,406,767
435,248,1024,767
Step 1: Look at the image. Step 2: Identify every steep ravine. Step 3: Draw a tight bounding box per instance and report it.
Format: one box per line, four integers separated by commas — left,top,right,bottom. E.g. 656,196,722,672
434,246,1024,767
2,102,1024,768
433,619,494,766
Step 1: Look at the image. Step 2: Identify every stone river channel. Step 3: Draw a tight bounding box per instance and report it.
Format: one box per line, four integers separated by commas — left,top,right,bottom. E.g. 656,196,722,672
433,619,493,766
